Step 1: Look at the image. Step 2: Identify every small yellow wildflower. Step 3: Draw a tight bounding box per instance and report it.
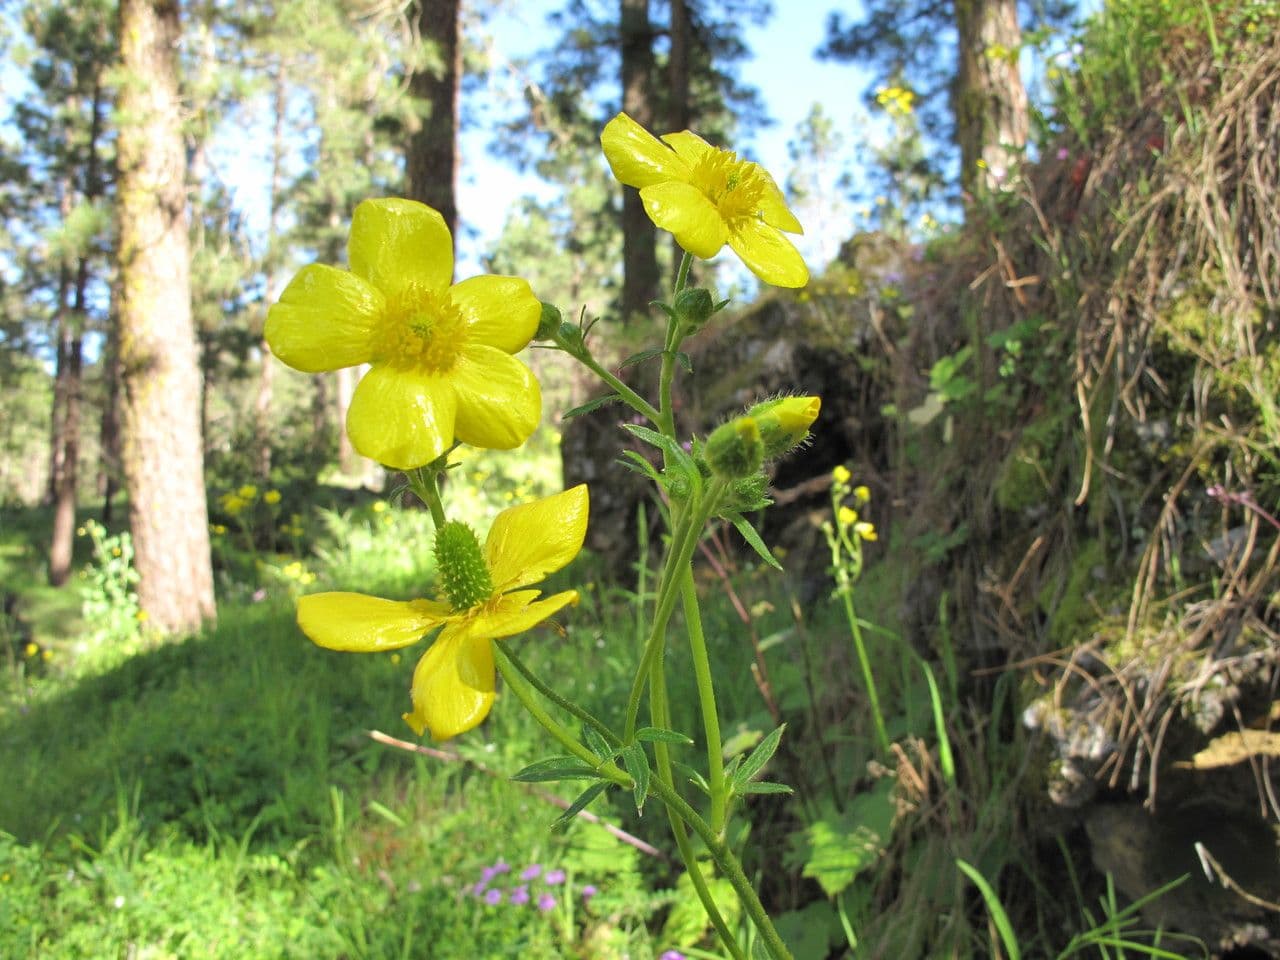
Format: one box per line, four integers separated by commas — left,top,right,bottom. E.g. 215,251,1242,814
832,465,852,485
838,506,858,527
853,485,871,503
265,198,543,470
263,490,282,505
855,521,877,542
372,501,389,513
135,610,149,622
23,642,38,658
238,484,259,500
210,524,227,536
600,112,808,288
297,486,589,740
41,649,52,662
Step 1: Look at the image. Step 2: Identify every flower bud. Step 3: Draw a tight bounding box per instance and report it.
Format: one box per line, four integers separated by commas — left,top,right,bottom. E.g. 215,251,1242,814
535,301,562,341
705,416,764,479
673,287,715,334
434,521,493,610
747,395,821,459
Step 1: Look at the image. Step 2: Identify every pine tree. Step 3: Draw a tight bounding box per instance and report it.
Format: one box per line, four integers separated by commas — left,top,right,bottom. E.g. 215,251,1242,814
116,0,216,632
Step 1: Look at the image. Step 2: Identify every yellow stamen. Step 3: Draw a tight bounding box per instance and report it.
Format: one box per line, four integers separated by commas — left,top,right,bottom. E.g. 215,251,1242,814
690,150,767,223
374,285,468,372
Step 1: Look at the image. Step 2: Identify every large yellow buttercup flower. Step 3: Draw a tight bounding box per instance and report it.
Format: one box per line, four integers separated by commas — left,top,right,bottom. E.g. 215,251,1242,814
297,486,589,740
265,198,542,470
601,112,808,288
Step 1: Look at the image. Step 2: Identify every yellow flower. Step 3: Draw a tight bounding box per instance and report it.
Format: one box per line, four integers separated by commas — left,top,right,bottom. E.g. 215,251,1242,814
265,198,543,470
855,521,877,542
853,485,871,503
297,486,589,739
263,490,282,505
23,642,38,658
238,484,259,500
600,113,808,288
832,465,851,485
371,501,389,513
838,506,858,527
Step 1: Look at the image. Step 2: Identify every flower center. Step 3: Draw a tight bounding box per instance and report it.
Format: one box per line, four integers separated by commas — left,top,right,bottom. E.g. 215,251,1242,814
373,285,468,372
690,149,767,223
434,521,493,611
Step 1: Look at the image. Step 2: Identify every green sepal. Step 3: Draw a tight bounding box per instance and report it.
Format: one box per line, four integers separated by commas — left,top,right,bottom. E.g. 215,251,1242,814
551,782,609,832
511,756,603,783
635,726,695,746
620,744,651,813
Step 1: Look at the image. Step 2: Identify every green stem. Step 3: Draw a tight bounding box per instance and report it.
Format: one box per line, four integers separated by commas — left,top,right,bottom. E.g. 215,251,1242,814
843,587,890,755
657,251,694,437
680,567,727,835
495,639,621,748
650,641,746,960
554,330,661,424
406,467,447,529
491,645,628,783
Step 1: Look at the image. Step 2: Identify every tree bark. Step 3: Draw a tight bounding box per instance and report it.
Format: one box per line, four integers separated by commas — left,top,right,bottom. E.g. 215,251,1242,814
116,0,216,633
667,0,690,133
954,0,1029,199
406,0,460,243
620,0,660,320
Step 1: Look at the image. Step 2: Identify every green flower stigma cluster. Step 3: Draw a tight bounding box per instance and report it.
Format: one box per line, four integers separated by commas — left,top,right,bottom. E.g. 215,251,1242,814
434,521,493,610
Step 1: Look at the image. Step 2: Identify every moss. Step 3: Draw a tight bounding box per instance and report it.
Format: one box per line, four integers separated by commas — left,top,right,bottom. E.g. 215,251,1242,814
995,412,1068,514
1038,538,1110,648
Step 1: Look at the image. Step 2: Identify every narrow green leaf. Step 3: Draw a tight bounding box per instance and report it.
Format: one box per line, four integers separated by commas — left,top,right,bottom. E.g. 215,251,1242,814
562,393,620,420
622,422,679,453
583,726,615,762
511,757,602,783
551,782,608,832
620,348,665,368
675,351,692,372
671,760,711,796
737,780,794,796
956,859,1020,960
617,450,663,485
735,724,786,786
635,726,695,746
649,299,678,321
730,515,782,571
620,744,651,813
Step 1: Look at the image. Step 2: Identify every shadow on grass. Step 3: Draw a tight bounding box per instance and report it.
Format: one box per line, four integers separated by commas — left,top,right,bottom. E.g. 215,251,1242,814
0,598,412,848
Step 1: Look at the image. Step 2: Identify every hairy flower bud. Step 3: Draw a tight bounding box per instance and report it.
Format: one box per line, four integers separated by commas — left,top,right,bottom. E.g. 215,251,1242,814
705,416,764,479
433,521,493,610
673,287,715,334
747,395,821,459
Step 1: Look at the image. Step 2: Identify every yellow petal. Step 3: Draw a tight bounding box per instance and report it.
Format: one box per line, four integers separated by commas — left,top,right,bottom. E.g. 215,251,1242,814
485,485,589,591
660,130,715,166
297,592,448,651
347,364,457,470
348,198,453,300
640,181,728,259
446,589,581,645
601,112,691,189
757,170,804,234
449,345,541,450
404,625,495,740
451,275,540,354
265,265,382,373
727,219,810,288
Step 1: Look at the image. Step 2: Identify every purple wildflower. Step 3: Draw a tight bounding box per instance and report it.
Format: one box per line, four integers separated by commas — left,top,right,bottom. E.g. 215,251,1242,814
661,952,686,960
483,888,502,906
544,869,566,885
1057,147,1070,161
521,864,542,881
509,885,530,906
491,859,511,874
471,880,488,896
537,892,556,912
581,884,598,902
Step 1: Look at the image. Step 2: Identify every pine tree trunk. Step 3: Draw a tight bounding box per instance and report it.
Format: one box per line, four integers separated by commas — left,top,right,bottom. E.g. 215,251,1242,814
48,265,81,587
116,0,216,634
406,0,460,242
954,0,1029,199
620,0,660,320
256,61,288,480
667,0,690,132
